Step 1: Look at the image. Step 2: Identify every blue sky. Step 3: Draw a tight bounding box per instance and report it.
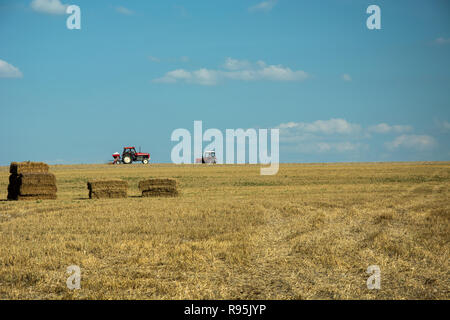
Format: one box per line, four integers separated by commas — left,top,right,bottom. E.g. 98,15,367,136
0,0,449,164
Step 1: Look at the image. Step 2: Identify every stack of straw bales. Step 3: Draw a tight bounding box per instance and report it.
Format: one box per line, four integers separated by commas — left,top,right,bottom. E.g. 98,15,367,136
138,178,178,197
7,162,57,200
87,180,128,199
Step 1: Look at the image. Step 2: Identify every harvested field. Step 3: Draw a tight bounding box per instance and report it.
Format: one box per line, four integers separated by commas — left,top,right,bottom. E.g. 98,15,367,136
0,162,449,299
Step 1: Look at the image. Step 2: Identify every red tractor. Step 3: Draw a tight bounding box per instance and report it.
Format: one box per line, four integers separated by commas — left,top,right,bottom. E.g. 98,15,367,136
112,147,150,164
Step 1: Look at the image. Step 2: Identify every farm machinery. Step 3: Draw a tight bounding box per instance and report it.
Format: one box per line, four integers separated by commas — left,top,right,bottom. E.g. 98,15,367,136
112,147,150,164
195,150,217,164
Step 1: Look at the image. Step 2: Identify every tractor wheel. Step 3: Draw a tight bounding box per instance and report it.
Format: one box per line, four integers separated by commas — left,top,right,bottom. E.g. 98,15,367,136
142,159,149,164
123,155,132,164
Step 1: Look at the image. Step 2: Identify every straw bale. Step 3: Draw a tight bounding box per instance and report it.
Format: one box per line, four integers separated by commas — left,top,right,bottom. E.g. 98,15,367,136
9,173,56,185
142,186,178,197
138,179,177,191
10,194,57,201
19,185,57,196
10,162,49,174
87,180,128,191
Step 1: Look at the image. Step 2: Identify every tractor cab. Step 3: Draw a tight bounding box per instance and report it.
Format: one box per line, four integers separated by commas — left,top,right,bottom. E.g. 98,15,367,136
123,147,136,156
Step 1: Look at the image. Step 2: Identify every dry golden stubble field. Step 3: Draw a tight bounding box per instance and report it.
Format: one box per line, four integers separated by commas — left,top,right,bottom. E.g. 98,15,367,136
0,162,449,299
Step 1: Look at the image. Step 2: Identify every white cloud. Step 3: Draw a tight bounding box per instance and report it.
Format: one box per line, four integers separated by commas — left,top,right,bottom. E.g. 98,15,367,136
436,120,450,133
256,64,308,81
31,0,68,15
223,57,251,71
278,118,362,136
223,65,308,82
0,59,23,78
317,142,363,153
279,120,418,139
249,0,277,12
368,123,413,134
342,74,352,81
154,69,192,83
283,141,367,154
191,68,220,86
153,68,218,86
276,119,438,157
115,6,134,15
153,58,308,85
385,134,437,151
435,37,450,45
276,119,366,154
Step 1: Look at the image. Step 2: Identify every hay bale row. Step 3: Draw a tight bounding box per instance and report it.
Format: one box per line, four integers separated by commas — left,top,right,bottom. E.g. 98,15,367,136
87,180,128,199
7,162,57,201
5,163,180,200
139,178,178,197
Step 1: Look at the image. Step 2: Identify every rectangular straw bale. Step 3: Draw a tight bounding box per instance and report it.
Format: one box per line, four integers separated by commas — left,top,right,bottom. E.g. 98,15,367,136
10,162,49,174
138,178,177,191
12,173,57,185
87,180,128,191
7,185,57,198
18,185,57,196
142,186,178,197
